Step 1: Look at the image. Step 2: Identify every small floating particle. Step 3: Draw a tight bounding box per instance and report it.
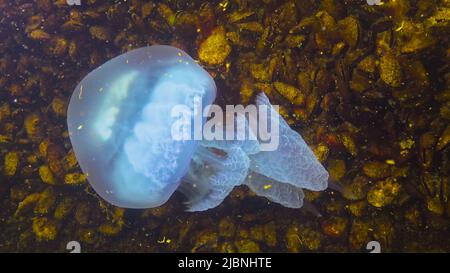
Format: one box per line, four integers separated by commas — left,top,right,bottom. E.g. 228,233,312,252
78,85,83,100
385,159,396,165
157,236,171,244
226,62,231,73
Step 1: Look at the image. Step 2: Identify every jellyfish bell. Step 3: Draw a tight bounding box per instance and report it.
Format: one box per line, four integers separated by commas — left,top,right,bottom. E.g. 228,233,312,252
67,45,217,208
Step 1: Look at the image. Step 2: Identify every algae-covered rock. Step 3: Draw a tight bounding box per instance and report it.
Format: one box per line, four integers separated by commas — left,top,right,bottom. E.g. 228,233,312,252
342,176,369,201
219,241,236,253
54,197,75,220
426,196,445,216
78,227,97,245
34,187,56,215
273,82,305,105
98,223,122,236
198,26,231,66
363,161,392,179
3,151,19,176
313,143,330,163
240,80,254,105
99,208,125,236
24,113,43,142
340,133,358,156
219,217,236,238
89,26,111,41
250,62,276,82
63,149,78,171
346,201,367,217
321,216,348,238
51,97,67,117
39,165,57,185
437,125,450,151
29,29,51,41
372,216,395,250
64,173,87,185
379,50,403,88
15,193,41,217
32,217,58,241
75,203,91,225
367,178,401,208
0,103,11,123
235,239,261,253
338,16,359,48
349,219,370,250
357,55,377,74
286,222,322,252
191,231,219,252
263,221,277,247
157,3,176,26
327,159,346,181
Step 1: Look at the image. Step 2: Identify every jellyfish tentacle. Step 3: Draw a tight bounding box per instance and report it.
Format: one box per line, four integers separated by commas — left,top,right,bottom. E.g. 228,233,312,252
181,145,250,211
244,171,305,208
248,92,329,191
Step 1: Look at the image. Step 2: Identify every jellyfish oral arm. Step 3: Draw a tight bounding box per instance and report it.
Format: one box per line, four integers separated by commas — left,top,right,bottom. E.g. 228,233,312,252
180,93,329,211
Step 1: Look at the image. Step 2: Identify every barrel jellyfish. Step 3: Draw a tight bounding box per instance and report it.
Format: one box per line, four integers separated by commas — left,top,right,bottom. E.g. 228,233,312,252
67,45,329,211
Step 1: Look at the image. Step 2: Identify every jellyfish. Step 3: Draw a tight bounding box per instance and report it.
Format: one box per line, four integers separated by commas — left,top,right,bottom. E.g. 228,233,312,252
67,45,329,211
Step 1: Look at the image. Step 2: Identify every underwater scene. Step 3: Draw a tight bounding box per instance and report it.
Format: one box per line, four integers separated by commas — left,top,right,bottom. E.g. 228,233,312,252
0,0,449,253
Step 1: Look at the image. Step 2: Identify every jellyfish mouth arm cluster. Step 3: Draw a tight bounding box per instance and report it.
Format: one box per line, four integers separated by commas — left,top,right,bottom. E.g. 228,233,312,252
179,92,329,211
247,92,329,192
181,146,250,212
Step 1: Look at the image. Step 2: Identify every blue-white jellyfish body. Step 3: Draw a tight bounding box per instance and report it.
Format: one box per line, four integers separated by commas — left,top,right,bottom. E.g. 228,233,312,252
67,45,329,212
67,46,216,208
